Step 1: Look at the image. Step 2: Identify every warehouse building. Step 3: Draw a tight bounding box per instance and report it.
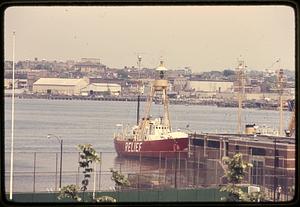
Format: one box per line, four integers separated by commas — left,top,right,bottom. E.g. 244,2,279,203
32,78,88,95
189,80,234,93
80,83,122,96
191,132,295,196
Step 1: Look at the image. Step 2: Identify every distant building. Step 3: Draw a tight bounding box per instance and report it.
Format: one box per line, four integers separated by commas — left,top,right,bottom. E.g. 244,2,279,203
173,77,189,92
89,77,124,85
27,70,50,91
33,78,88,95
80,83,121,96
73,62,106,74
72,58,106,74
189,80,234,93
4,79,28,89
167,69,187,78
81,58,100,64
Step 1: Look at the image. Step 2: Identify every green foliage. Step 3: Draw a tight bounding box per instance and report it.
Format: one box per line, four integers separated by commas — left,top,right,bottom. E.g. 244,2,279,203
77,144,101,192
77,144,101,163
223,69,235,77
57,184,81,201
242,191,267,202
288,185,295,193
57,144,112,202
110,168,130,189
220,184,243,202
222,153,252,184
118,70,129,79
95,196,116,203
220,153,264,202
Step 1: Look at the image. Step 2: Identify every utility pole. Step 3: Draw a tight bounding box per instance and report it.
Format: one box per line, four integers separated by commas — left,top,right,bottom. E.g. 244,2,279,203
9,31,16,200
47,134,63,189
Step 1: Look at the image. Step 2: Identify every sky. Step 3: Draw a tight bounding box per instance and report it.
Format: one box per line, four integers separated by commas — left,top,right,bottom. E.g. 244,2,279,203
4,6,295,72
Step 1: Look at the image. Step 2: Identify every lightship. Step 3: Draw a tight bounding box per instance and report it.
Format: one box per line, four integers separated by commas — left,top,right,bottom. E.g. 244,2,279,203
114,59,189,158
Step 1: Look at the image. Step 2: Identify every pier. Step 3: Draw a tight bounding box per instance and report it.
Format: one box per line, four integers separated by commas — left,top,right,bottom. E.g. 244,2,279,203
5,93,292,111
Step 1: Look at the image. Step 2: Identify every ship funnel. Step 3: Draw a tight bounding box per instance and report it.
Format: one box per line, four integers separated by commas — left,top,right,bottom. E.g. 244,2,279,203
245,124,256,135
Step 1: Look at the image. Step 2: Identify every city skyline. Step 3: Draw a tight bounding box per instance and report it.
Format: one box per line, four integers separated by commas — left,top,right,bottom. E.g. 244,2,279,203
4,6,295,72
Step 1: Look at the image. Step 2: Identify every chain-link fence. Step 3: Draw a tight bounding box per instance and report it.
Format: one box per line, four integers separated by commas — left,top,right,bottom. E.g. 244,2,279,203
4,150,226,193
4,150,295,202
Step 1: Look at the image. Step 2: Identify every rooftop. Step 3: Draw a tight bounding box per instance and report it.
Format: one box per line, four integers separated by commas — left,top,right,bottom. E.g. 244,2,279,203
191,133,295,146
33,78,86,86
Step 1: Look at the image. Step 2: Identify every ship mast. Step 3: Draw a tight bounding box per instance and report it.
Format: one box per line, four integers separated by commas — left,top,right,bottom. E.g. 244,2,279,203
235,57,246,134
277,68,285,136
138,58,170,140
136,55,142,125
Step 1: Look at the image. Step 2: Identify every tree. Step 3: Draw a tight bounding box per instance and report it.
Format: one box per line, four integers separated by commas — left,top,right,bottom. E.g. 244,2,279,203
110,168,130,190
223,69,235,77
77,144,101,192
57,184,81,201
220,153,256,202
220,154,268,202
58,144,115,202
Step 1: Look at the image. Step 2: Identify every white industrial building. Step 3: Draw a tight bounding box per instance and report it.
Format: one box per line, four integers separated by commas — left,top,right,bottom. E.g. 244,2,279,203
4,79,28,89
32,78,88,95
80,83,122,96
189,80,234,92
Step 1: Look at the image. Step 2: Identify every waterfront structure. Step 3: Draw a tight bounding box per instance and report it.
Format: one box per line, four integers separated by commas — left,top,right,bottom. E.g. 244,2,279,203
191,132,295,193
32,78,88,96
215,92,294,102
27,70,50,91
4,79,28,89
172,77,189,93
189,80,234,93
80,83,121,96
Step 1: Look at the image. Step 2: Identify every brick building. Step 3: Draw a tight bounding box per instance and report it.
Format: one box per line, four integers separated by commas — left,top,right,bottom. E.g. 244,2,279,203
190,133,295,194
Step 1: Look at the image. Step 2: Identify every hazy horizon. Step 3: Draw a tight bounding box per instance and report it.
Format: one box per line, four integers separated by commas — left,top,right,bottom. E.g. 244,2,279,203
4,6,295,72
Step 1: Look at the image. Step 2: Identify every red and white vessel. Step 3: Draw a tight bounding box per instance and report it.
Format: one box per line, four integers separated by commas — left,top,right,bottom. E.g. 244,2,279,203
114,59,189,158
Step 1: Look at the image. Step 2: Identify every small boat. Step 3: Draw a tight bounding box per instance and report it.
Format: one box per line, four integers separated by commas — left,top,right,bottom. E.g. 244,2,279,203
114,59,189,159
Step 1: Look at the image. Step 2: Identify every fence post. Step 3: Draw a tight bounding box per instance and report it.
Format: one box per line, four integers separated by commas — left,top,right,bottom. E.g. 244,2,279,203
197,150,200,186
158,151,161,186
33,152,36,193
178,151,181,188
139,152,142,189
98,152,102,191
165,157,167,186
193,133,196,187
93,162,97,200
174,157,176,188
185,159,188,186
76,152,80,187
55,152,58,191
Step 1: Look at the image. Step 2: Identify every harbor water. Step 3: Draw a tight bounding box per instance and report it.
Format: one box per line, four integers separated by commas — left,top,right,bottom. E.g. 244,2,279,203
4,98,292,192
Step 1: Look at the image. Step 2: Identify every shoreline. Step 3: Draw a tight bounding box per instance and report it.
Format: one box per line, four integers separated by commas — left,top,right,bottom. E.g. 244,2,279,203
4,93,290,111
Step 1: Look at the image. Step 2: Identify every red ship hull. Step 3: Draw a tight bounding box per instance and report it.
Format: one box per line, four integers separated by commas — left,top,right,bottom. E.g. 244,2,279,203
114,138,189,159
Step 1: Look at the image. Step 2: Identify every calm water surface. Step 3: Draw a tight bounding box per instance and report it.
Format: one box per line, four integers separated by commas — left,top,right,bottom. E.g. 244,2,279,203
4,98,292,192
4,98,291,152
